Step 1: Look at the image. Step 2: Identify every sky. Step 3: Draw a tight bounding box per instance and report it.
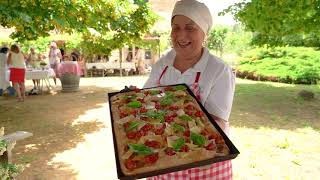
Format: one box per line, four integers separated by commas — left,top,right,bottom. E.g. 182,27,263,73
200,0,240,25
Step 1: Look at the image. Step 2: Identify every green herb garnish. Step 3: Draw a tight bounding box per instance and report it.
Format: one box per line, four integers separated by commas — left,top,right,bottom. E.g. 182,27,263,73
172,138,185,151
191,132,206,146
172,123,185,132
150,90,161,95
128,143,154,155
127,101,142,108
126,121,143,131
179,114,193,121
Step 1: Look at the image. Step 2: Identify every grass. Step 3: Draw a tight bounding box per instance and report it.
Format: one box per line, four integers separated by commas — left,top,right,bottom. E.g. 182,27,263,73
0,76,319,179
231,79,320,180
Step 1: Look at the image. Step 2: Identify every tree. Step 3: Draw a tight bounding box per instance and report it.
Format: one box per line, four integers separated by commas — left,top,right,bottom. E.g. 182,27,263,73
221,0,320,46
207,27,228,57
0,0,157,51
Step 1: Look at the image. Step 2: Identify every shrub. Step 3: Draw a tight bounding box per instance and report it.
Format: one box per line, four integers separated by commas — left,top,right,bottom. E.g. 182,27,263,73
237,47,320,84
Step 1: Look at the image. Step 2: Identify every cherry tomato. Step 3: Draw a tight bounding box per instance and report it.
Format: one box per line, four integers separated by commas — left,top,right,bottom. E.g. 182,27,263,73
154,124,166,135
195,111,204,117
205,142,215,151
165,115,174,123
169,105,179,111
144,153,159,164
130,109,138,116
183,130,190,137
126,131,136,139
185,104,194,110
141,124,154,132
155,103,161,109
125,159,137,170
140,107,148,113
144,140,160,148
179,145,189,152
186,111,193,116
123,122,131,130
120,112,128,118
165,147,176,156
135,130,146,139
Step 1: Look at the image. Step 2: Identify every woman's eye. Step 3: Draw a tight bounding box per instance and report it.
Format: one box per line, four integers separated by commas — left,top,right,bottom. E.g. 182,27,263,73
186,27,194,31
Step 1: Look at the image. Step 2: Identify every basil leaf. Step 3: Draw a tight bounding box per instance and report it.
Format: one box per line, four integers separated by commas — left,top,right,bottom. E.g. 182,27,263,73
172,138,185,151
179,115,193,121
127,121,143,131
150,90,161,95
127,101,142,108
173,85,187,91
122,95,137,100
191,132,206,146
128,144,153,155
144,110,165,123
160,97,173,106
172,123,185,132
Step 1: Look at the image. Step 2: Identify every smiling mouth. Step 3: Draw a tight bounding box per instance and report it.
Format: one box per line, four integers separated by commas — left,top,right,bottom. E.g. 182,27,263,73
178,42,191,48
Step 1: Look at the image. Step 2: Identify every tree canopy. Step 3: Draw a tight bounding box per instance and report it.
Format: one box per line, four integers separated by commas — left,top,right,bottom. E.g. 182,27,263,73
0,0,157,55
222,0,320,46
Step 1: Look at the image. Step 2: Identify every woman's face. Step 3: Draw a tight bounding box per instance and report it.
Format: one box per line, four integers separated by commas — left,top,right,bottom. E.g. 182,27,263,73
171,15,205,59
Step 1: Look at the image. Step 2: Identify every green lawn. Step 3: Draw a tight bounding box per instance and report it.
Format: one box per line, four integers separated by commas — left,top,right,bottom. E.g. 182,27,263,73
231,79,320,179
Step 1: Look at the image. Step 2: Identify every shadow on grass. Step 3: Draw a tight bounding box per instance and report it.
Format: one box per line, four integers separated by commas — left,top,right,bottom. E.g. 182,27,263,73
230,82,320,131
0,85,120,179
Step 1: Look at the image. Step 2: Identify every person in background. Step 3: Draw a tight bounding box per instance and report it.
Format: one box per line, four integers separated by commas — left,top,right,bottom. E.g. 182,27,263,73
7,44,26,102
144,0,235,179
77,55,86,77
27,47,41,90
0,46,10,95
71,48,80,62
48,42,62,85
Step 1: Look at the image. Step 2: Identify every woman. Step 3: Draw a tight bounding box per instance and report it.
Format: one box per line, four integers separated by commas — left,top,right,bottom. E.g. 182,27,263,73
0,46,10,94
48,42,62,85
27,47,41,89
144,0,235,179
7,44,26,102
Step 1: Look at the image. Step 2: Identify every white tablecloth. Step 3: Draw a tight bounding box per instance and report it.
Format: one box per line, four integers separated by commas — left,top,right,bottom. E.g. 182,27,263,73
25,69,55,80
86,62,135,70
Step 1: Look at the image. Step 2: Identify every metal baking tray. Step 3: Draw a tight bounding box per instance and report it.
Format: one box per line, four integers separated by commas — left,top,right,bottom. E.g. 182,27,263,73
108,84,240,180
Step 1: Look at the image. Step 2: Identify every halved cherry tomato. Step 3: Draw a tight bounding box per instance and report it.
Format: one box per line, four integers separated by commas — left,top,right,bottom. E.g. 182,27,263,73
165,115,174,123
126,131,136,139
179,145,189,152
194,111,204,117
140,107,148,113
141,124,154,132
155,103,161,109
144,140,160,148
154,124,166,135
186,111,193,116
165,147,176,156
183,130,190,137
130,109,138,116
123,122,131,130
125,159,138,170
169,105,179,111
120,112,128,118
135,129,146,139
171,112,178,117
144,153,159,164
205,142,215,150
185,104,194,110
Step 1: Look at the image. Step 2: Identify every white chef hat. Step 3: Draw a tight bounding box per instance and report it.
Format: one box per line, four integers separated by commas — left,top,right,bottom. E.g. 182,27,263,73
172,0,213,34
